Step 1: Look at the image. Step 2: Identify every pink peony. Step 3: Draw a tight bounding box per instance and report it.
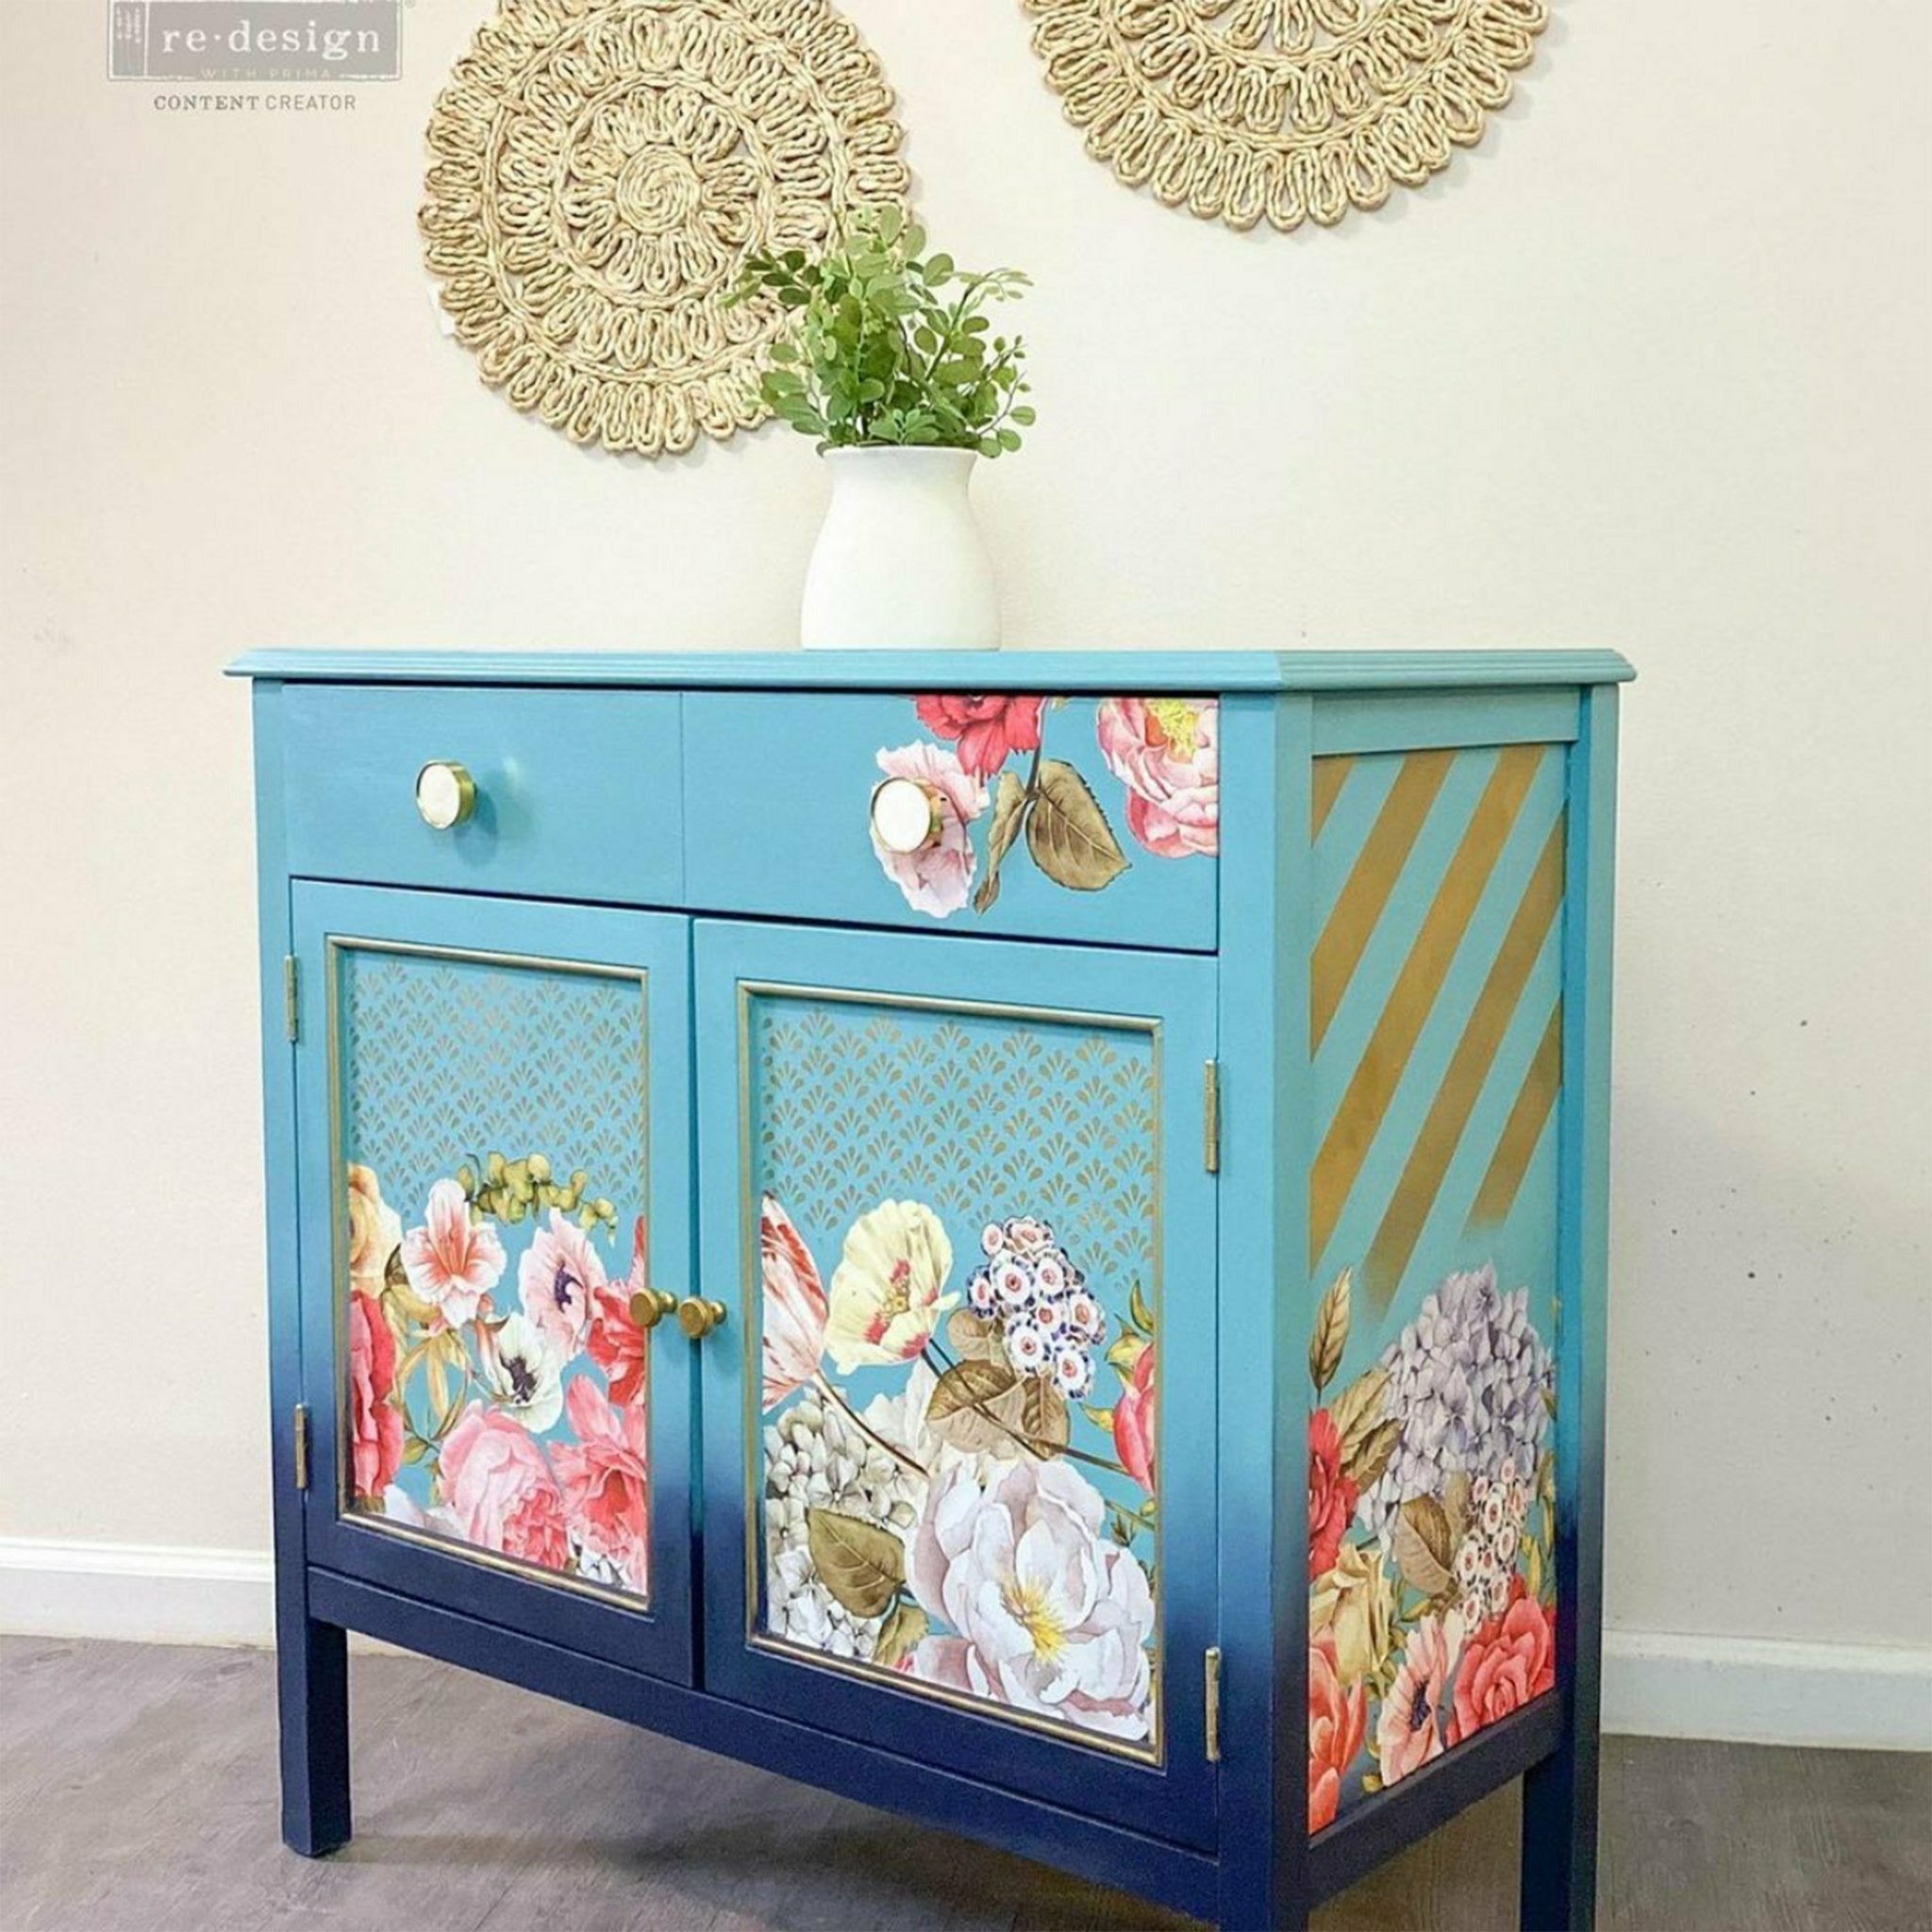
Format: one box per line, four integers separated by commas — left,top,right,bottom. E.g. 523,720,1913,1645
1377,1611,1463,1787
1113,1344,1157,1492
346,1288,403,1504
1095,698,1219,858
1450,1578,1556,1744
1307,1629,1368,1833
871,741,988,918
760,1193,828,1409
518,1210,606,1359
1307,1408,1358,1580
588,1217,650,1411
439,1404,570,1572
912,694,1044,778
552,1376,650,1595
401,1178,506,1327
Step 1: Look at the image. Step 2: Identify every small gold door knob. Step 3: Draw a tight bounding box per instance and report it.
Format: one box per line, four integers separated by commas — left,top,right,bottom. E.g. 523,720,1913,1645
676,1296,728,1341
869,776,943,855
415,760,477,830
629,1290,676,1332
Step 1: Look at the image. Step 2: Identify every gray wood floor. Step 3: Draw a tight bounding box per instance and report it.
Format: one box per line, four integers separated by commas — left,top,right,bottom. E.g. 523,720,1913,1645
1,1636,1926,1931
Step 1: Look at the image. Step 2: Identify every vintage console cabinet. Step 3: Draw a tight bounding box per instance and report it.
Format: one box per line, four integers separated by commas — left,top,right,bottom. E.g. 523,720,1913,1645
233,648,1630,1929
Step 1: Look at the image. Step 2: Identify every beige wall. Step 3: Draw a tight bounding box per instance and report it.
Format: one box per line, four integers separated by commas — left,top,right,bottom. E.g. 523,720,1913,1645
2,1,1927,1662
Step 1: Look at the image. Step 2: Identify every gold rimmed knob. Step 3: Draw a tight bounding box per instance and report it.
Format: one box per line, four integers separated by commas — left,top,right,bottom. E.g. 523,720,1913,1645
415,760,477,830
869,776,943,855
629,1290,676,1332
676,1296,728,1341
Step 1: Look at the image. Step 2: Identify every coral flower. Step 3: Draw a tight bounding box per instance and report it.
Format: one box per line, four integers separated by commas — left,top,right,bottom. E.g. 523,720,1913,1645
1377,1611,1463,1787
439,1404,570,1571
913,693,1045,778
760,1193,829,1408
401,1178,506,1327
346,1287,403,1503
589,1217,651,1411
1450,1578,1557,1743
1113,1343,1157,1492
824,1200,958,1372
1307,1629,1368,1832
1307,1407,1358,1579
1095,697,1219,858
552,1376,651,1595
518,1209,606,1358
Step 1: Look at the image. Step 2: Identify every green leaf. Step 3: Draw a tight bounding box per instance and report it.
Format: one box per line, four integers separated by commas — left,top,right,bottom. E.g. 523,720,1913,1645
1329,1366,1388,1465
924,252,955,281
946,1308,1009,1364
1010,405,1037,426
1128,1279,1156,1337
806,1508,905,1619
872,1598,927,1670
996,426,1022,451
1391,1496,1456,1599
973,770,1031,913
1025,759,1127,892
1308,1268,1351,1395
925,1357,1021,1456
1083,1403,1117,1434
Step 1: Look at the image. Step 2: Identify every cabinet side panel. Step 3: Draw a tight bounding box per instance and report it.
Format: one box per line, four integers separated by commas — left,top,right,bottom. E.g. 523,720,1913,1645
1305,735,1567,1834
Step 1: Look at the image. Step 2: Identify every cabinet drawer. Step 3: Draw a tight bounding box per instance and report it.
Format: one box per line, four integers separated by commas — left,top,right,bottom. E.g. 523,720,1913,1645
683,691,1218,948
281,685,683,903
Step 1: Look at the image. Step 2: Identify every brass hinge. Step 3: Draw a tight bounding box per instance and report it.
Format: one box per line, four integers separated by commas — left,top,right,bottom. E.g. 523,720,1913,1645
1204,1645,1224,1762
292,1404,311,1491
1203,1059,1221,1174
283,955,300,1043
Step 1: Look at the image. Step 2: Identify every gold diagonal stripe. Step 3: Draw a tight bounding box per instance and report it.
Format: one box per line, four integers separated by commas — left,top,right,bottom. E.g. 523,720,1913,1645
1363,818,1568,1309
1311,756,1354,839
1311,750,1455,1050
1308,744,1547,1269
1467,999,1564,1233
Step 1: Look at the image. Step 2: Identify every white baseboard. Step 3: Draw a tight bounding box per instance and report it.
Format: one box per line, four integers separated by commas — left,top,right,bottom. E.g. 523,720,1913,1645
4,1538,1927,1751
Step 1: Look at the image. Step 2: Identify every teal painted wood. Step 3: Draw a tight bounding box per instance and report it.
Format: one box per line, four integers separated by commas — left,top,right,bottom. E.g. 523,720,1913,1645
288,882,698,1686
683,690,1217,950
1523,686,1619,1931
229,646,1637,692
691,916,1222,1852
280,683,684,905
1213,693,1315,1931
252,680,352,1857
1311,687,1579,755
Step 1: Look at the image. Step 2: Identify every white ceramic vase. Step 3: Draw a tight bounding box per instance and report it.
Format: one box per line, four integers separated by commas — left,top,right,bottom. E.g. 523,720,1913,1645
800,446,1002,652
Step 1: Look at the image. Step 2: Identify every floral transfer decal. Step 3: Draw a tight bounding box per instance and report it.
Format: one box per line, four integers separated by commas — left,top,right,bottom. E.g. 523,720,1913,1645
344,1157,653,1599
758,1195,1160,1749
873,694,1219,918
1306,1263,1557,1833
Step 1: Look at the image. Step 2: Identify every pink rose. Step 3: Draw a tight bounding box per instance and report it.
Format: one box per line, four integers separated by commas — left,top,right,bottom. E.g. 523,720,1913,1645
402,1178,506,1328
912,694,1044,778
552,1377,650,1594
588,1217,650,1410
760,1193,828,1409
1308,1628,1368,1833
347,1288,403,1504
1307,1408,1358,1580
518,1210,606,1359
871,741,988,918
1095,698,1219,858
1113,1344,1157,1492
1450,1579,1556,1744
439,1404,570,1571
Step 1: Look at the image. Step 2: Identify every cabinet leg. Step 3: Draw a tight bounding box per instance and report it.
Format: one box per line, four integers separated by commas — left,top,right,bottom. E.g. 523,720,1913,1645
277,1611,351,1857
1520,1718,1598,1931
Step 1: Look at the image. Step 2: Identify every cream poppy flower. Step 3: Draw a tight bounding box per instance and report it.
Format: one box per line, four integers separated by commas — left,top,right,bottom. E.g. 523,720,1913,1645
824,1201,958,1372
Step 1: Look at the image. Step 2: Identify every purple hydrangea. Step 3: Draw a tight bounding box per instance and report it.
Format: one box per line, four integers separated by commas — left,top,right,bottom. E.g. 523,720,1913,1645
1357,1264,1554,1537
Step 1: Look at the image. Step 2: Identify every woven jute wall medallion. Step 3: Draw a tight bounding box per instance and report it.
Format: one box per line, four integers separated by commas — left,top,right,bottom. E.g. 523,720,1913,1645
1023,0,1546,234
422,0,909,457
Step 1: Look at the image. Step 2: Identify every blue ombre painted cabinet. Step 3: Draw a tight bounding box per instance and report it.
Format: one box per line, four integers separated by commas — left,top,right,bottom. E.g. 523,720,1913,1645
233,649,1631,1930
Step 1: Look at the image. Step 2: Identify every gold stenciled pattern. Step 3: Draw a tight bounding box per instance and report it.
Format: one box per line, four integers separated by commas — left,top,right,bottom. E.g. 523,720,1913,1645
751,1004,1157,1288
341,951,645,1218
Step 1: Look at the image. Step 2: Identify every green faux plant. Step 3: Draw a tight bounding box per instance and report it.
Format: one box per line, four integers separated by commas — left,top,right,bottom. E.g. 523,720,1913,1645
729,208,1035,458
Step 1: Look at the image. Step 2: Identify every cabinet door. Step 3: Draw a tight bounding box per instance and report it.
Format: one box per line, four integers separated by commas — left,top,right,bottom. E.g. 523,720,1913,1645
291,883,695,1683
693,920,1219,1847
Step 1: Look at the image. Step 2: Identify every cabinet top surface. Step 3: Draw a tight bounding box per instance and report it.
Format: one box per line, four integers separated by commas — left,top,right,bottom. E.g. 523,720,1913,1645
226,647,1635,692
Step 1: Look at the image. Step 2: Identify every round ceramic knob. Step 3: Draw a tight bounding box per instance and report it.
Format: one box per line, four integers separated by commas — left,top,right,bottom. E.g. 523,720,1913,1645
869,776,942,855
414,760,477,830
